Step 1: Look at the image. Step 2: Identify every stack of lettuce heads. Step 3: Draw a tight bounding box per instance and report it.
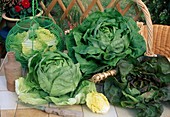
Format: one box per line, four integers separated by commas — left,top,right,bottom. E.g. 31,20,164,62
13,17,97,106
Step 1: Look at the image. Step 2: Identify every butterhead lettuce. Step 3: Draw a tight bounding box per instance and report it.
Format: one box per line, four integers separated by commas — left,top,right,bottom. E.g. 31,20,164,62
66,9,146,76
15,51,96,105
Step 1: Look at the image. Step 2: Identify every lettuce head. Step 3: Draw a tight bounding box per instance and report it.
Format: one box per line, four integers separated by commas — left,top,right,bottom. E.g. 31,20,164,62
6,24,64,67
15,51,96,105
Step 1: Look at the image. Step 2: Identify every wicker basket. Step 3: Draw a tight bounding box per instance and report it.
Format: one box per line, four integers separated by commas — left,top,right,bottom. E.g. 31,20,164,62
141,24,170,59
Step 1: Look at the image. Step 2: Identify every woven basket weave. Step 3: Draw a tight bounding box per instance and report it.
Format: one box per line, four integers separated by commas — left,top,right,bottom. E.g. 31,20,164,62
141,24,170,59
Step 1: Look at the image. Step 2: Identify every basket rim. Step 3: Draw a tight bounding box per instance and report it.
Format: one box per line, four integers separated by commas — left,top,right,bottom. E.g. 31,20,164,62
2,10,43,22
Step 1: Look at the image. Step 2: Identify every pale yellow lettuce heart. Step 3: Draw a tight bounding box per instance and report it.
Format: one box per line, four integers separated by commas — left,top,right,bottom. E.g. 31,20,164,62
86,92,110,114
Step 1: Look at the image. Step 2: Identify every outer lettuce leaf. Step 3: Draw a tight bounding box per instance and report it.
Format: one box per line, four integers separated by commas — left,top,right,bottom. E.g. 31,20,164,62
15,77,48,105
72,80,97,104
15,77,31,95
18,93,48,105
16,78,96,106
48,80,96,105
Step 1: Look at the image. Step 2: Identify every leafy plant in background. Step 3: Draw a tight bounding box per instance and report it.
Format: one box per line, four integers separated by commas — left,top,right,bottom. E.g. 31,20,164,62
45,0,117,30
45,0,170,30
142,0,170,25
44,0,81,30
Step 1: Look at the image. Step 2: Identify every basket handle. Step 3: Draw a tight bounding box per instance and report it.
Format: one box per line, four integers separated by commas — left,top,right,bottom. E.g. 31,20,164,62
132,0,154,56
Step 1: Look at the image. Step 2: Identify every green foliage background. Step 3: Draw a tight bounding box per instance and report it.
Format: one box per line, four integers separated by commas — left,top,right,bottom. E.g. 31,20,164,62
45,0,170,29
143,0,170,25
